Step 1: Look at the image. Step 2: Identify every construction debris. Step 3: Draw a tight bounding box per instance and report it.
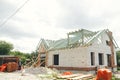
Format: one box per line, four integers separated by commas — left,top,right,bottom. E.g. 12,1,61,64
19,67,59,80
23,67,58,75
17,67,94,80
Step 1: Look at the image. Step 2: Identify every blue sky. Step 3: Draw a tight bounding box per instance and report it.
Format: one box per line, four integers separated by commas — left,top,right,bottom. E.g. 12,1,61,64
0,0,120,53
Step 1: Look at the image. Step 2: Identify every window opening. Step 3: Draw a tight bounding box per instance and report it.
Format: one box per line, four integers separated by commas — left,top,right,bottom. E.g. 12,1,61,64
98,53,104,65
53,54,59,65
91,52,95,65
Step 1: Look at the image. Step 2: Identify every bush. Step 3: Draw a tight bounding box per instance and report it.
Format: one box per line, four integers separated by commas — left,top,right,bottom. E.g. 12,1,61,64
117,67,120,71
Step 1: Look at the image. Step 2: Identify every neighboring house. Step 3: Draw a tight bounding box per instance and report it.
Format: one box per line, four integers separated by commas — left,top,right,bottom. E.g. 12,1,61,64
36,29,119,73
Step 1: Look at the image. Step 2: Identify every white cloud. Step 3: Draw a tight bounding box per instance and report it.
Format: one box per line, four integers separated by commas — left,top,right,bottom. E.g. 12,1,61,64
0,0,120,53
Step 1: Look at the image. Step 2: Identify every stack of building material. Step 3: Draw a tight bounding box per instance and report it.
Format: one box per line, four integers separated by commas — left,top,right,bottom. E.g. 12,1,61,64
7,62,18,72
57,73,93,80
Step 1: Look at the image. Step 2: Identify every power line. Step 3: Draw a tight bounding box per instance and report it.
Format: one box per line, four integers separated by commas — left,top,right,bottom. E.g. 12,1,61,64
0,0,30,29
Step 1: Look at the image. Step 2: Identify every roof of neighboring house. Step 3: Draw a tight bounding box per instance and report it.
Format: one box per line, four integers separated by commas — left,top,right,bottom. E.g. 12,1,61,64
37,29,119,51
0,55,15,58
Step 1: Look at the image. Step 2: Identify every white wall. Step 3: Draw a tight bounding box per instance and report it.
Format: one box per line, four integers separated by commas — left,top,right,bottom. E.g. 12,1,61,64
48,47,89,67
47,32,117,68
88,32,117,67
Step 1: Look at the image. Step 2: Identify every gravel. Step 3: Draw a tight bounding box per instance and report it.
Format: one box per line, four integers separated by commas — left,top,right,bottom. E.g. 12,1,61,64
24,67,48,74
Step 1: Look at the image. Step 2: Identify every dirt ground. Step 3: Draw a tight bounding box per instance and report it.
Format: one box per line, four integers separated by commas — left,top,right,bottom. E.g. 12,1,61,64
0,72,40,80
114,71,120,79
0,69,120,80
0,67,57,80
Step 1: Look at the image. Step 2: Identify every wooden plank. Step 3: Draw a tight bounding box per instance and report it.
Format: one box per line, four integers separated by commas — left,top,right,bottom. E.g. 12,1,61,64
57,74,83,79
68,74,93,80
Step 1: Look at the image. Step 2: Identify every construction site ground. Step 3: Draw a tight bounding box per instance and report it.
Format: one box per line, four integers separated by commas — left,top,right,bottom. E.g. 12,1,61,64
0,67,120,80
0,72,94,80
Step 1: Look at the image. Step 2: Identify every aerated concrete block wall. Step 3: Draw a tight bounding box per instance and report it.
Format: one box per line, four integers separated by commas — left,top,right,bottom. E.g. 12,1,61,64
88,32,117,68
47,32,117,71
48,47,89,67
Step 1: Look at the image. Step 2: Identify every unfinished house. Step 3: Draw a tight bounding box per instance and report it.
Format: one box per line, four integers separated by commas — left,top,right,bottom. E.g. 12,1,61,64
36,29,118,73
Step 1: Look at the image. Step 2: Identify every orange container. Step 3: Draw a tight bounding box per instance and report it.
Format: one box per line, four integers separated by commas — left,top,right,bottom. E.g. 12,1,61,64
96,69,112,80
62,71,73,75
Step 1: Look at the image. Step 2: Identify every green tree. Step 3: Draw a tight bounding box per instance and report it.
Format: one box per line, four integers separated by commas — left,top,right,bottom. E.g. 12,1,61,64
117,51,120,66
30,51,38,59
9,51,32,65
0,40,13,55
10,51,26,64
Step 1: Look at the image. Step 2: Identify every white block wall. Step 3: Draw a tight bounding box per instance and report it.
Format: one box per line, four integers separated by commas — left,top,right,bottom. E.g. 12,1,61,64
48,47,89,67
47,32,117,68
88,32,117,67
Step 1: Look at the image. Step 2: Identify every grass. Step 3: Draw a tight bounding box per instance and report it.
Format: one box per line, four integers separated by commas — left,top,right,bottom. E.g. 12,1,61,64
111,74,120,80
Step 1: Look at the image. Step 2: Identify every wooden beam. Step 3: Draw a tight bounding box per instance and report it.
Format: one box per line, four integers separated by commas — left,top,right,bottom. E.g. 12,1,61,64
37,53,40,66
45,52,48,67
107,31,115,69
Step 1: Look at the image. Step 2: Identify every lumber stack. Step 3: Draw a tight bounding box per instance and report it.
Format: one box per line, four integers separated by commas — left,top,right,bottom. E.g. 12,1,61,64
57,73,94,80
